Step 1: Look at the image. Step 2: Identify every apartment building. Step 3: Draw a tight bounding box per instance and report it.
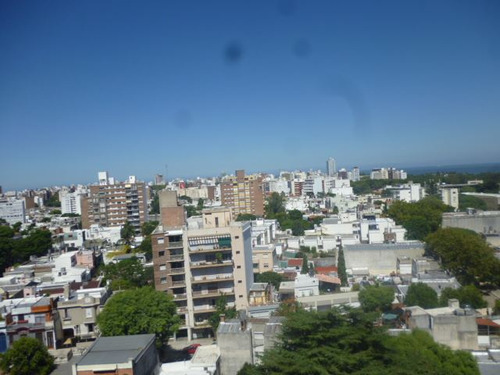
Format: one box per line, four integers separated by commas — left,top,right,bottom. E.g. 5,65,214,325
0,198,26,225
152,207,253,340
221,170,265,217
81,172,148,233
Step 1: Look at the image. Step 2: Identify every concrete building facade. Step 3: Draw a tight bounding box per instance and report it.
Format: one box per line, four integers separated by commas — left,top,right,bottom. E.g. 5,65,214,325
220,170,264,217
152,207,253,340
81,173,148,233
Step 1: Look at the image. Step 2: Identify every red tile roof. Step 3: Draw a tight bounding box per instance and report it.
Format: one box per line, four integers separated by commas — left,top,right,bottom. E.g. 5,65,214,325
316,266,338,275
288,259,303,267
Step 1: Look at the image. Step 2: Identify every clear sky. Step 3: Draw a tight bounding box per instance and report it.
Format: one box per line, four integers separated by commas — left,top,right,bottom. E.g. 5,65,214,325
1,0,499,190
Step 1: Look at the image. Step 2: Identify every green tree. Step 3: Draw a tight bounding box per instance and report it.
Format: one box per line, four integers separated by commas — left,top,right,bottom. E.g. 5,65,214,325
49,209,61,215
197,198,205,211
178,195,192,203
256,271,284,290
494,299,500,315
236,213,257,221
141,221,159,236
97,287,180,345
46,193,60,207
120,221,136,245
0,337,55,375
300,254,309,275
426,228,500,286
459,194,487,211
439,285,487,309
387,196,452,240
102,257,149,290
337,246,348,287
238,308,479,375
150,193,160,214
291,220,305,236
359,285,394,312
405,283,439,308
265,192,285,218
209,295,237,332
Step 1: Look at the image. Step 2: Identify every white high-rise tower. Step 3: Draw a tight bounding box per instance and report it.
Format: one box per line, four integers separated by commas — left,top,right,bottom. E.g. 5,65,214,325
326,157,336,177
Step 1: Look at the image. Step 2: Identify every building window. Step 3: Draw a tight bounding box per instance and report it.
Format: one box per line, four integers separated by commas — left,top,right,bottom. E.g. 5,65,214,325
85,308,93,318
158,238,164,244
159,251,165,257
160,277,167,284
160,265,166,271
236,251,240,254
239,295,243,298
237,265,241,269
238,280,242,283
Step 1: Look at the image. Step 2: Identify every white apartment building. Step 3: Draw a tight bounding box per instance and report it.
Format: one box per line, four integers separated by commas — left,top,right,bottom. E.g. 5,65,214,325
0,198,26,225
388,183,426,202
60,189,86,215
303,176,323,196
441,187,459,211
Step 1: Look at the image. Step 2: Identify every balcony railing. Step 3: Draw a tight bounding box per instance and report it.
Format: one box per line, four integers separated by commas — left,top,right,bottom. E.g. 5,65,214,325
168,241,184,248
192,288,234,299
172,280,186,286
173,293,187,300
190,260,233,269
167,255,184,262
191,274,234,284
168,267,185,275
189,245,232,253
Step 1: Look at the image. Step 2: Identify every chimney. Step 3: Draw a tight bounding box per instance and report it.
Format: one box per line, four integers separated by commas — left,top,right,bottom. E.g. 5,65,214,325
63,283,70,300
448,299,459,309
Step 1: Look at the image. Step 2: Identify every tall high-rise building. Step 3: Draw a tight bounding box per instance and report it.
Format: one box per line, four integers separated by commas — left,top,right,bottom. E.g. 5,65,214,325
326,157,336,177
152,207,253,340
352,167,360,182
0,198,26,225
220,170,264,217
81,173,148,233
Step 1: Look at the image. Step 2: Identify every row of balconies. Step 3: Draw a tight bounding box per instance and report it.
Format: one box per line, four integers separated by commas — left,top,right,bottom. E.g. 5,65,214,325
189,260,233,269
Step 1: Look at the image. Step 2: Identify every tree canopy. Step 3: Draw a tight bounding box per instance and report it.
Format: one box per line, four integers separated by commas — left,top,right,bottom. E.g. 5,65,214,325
337,246,348,287
358,285,394,313
238,308,479,375
0,337,55,375
120,221,136,244
102,257,150,291
459,194,487,211
209,295,237,332
256,271,283,290
265,192,286,218
405,283,439,309
426,228,500,286
236,213,257,221
141,221,159,236
0,226,52,276
97,287,180,345
387,196,453,240
439,285,487,309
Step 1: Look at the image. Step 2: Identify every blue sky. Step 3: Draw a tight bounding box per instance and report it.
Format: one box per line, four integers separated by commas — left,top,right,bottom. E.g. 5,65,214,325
1,0,499,190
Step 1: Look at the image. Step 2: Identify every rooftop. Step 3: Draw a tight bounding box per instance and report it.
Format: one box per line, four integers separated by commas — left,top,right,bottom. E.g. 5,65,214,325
76,334,155,367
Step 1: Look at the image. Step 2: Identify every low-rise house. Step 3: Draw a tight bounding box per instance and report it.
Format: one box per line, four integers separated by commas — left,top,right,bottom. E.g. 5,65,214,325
252,244,277,274
57,282,110,341
0,296,63,353
278,274,319,300
405,299,478,350
248,283,273,306
73,334,159,375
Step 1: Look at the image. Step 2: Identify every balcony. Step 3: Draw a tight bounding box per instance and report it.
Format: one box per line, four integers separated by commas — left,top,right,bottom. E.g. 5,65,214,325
189,245,232,254
173,293,187,301
168,267,185,275
168,241,184,248
177,306,188,314
167,255,184,262
193,305,217,314
191,274,234,284
172,280,186,287
190,260,233,269
192,288,234,299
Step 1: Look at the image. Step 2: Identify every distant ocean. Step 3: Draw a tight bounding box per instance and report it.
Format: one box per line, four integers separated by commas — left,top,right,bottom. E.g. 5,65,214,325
397,163,500,175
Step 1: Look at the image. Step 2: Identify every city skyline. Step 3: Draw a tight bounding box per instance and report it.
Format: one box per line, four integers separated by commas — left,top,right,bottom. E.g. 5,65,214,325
1,1,500,190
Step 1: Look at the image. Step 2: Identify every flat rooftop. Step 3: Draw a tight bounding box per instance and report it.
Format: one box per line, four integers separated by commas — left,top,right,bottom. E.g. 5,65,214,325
76,334,155,367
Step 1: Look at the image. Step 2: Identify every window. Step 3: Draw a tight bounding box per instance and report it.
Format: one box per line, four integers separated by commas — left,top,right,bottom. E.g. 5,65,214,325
237,265,241,269
158,238,164,244
160,277,167,284
85,308,93,318
236,251,240,254
160,265,166,271
238,280,242,283
159,251,165,257
239,295,243,298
